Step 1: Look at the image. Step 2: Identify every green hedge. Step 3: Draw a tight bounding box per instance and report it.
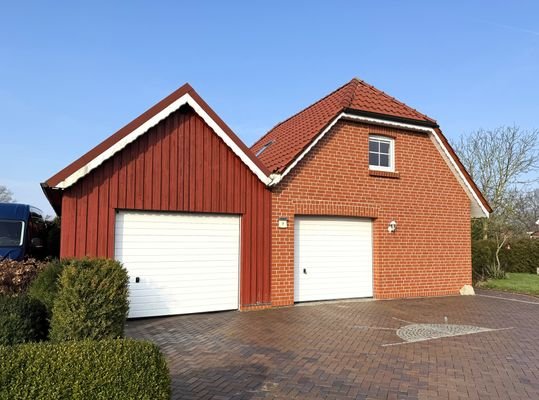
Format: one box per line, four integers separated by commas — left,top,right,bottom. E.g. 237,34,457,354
501,239,539,274
472,239,539,277
0,295,48,345
28,259,66,315
0,339,170,400
50,258,129,342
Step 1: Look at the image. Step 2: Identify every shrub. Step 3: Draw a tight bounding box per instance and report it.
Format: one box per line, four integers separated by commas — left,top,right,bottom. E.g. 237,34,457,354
0,258,47,296
472,240,496,278
482,260,506,280
471,240,502,281
28,259,66,315
0,295,48,345
0,339,170,400
501,239,539,274
472,239,539,281
50,258,129,341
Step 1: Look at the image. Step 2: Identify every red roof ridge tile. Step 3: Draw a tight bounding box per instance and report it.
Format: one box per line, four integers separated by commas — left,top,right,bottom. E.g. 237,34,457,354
351,78,437,123
340,78,360,108
250,77,445,176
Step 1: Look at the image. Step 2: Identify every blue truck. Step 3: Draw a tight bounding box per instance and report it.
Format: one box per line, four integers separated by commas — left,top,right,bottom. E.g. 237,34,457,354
0,203,46,261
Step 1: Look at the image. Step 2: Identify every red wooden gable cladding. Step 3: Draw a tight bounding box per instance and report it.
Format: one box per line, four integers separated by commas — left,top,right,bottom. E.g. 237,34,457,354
60,105,271,307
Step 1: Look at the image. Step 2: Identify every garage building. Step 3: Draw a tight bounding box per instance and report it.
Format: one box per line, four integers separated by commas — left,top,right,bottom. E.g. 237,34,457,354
42,84,272,317
44,79,491,317
251,78,491,304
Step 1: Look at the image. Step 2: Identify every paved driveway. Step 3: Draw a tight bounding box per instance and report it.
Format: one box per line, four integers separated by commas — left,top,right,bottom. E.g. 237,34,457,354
126,290,539,399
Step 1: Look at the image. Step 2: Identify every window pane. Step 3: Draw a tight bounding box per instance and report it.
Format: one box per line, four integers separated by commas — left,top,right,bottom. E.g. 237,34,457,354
369,140,379,152
380,154,389,167
380,142,390,154
369,152,379,166
0,220,23,246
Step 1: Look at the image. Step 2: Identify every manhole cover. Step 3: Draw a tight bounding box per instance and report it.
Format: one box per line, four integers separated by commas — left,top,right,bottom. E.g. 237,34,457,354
396,323,492,343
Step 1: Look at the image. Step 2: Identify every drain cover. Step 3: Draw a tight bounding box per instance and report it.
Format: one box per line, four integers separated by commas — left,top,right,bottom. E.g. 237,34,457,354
396,324,492,343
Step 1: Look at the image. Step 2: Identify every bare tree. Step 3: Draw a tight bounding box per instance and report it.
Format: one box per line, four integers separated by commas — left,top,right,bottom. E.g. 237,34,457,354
512,188,539,232
0,185,15,203
455,126,539,239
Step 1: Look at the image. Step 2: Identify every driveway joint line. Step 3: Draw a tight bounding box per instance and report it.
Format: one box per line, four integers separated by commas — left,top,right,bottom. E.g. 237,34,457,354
477,294,539,305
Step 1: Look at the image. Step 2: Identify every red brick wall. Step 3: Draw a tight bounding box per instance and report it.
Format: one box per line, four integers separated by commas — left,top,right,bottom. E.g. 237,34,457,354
271,120,471,306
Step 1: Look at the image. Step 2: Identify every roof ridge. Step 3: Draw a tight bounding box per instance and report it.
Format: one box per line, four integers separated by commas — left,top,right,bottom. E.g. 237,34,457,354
339,78,360,108
250,79,354,149
352,78,436,123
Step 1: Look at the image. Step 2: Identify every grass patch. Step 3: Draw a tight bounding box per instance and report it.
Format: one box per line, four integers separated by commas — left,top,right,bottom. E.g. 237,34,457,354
481,273,539,296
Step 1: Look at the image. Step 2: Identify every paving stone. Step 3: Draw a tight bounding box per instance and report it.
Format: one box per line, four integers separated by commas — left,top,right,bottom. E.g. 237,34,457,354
126,289,539,399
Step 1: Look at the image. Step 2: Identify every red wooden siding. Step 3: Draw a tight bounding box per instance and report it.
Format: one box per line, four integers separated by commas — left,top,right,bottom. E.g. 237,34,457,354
60,105,272,307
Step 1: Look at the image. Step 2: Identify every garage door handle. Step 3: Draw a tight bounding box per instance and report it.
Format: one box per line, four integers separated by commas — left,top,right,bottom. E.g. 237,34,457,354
303,268,307,275
135,277,140,283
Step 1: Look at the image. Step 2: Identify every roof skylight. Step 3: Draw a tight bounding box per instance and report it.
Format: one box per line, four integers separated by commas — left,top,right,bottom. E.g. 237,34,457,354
255,140,274,157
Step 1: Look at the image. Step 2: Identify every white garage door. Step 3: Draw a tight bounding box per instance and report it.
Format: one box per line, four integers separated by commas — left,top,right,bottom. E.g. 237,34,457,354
115,211,240,318
294,216,373,302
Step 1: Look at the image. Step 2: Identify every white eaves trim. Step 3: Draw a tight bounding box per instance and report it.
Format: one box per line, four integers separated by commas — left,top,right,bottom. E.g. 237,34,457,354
269,114,344,187
55,93,272,189
269,112,489,219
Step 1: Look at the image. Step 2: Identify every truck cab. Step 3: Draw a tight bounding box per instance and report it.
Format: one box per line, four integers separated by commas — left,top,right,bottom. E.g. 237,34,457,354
0,203,46,261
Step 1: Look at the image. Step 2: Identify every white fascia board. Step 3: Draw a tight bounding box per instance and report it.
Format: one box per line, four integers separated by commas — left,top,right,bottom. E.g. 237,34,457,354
269,113,346,187
271,112,489,218
188,97,272,185
55,93,271,189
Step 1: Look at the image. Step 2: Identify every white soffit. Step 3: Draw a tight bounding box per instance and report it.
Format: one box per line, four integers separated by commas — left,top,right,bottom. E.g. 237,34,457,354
55,93,271,189
271,112,489,218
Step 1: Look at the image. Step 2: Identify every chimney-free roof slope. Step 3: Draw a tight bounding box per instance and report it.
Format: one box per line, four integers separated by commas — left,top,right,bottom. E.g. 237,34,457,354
250,77,491,216
251,78,436,173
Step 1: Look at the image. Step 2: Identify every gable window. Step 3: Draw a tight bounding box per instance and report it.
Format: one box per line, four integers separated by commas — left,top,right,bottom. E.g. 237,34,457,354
369,135,394,172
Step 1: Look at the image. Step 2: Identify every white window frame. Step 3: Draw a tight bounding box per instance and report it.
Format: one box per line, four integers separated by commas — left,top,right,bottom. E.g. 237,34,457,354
368,135,395,172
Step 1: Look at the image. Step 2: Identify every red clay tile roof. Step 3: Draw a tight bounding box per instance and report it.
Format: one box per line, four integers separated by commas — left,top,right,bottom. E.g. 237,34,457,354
251,77,492,214
251,78,436,174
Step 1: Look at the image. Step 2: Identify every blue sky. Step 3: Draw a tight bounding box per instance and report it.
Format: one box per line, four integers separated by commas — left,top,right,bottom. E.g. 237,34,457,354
1,1,538,216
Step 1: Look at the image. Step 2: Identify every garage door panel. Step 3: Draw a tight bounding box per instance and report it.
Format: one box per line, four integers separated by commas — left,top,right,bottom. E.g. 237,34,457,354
116,213,238,223
116,245,238,254
115,211,240,318
116,240,238,249
128,285,239,295
116,243,238,251
119,264,239,275
129,304,231,316
115,253,239,263
116,232,238,242
116,230,237,240
127,284,234,294
129,302,232,317
123,269,239,278
129,288,239,302
128,275,238,287
294,216,373,302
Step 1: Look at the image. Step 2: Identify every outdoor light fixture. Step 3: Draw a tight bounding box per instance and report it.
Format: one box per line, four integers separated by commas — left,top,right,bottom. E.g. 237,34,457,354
388,220,397,233
278,217,288,229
